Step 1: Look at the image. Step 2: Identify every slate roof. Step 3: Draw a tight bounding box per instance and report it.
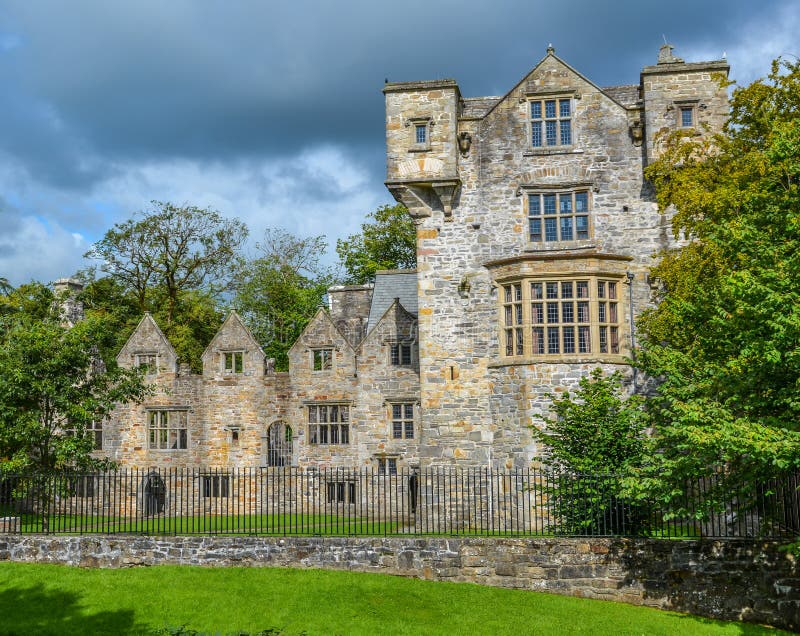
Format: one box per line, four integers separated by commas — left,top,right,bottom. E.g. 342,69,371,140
601,84,641,107
461,96,502,119
366,270,418,333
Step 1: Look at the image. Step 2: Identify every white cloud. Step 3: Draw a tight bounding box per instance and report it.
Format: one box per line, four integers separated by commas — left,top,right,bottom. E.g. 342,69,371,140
0,145,393,285
0,215,89,285
683,3,800,84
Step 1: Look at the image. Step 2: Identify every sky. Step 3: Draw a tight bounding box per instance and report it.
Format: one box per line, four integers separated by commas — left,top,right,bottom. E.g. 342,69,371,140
1,0,798,286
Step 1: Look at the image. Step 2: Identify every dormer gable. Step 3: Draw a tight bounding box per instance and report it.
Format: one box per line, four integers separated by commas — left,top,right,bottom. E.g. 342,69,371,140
288,308,355,375
201,311,266,378
360,298,419,369
482,48,632,123
116,313,179,375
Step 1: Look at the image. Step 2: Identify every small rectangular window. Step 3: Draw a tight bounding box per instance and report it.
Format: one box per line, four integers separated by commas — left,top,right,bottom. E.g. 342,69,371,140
224,351,244,373
202,475,230,498
390,343,413,366
391,403,414,439
415,124,427,144
378,458,398,475
313,348,333,371
680,107,694,128
326,481,356,504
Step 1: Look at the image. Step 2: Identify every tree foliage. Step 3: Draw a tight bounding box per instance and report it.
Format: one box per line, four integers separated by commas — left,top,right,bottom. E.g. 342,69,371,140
85,201,247,324
534,369,646,474
234,229,334,371
83,202,244,370
0,283,151,475
336,204,416,284
533,369,647,535
638,59,800,501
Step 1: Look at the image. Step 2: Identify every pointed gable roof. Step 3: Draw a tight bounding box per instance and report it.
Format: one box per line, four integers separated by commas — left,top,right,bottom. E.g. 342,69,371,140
201,310,265,360
116,313,178,367
287,307,357,356
366,270,417,334
480,48,632,120
362,297,418,347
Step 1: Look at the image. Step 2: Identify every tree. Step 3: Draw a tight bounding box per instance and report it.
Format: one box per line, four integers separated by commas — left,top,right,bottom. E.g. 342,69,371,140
85,201,248,325
637,59,800,511
336,204,416,284
0,283,151,475
533,369,647,534
83,202,245,370
234,229,335,371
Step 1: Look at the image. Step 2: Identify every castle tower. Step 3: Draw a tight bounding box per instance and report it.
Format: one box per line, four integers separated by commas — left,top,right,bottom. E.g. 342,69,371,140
641,44,729,164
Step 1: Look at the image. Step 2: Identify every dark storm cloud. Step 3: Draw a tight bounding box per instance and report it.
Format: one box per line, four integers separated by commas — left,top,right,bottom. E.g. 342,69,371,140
1,0,787,189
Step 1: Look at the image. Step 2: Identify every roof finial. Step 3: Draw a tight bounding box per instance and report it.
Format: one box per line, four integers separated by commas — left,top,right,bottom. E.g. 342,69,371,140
546,43,555,55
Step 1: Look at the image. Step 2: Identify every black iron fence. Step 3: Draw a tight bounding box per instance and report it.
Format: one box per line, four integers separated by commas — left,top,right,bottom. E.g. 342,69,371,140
0,468,798,538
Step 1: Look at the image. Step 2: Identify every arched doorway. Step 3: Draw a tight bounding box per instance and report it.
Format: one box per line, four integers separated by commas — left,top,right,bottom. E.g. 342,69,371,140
267,422,292,467
143,473,166,516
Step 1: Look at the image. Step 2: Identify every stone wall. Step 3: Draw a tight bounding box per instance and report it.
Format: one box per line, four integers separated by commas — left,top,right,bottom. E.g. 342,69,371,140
0,535,796,631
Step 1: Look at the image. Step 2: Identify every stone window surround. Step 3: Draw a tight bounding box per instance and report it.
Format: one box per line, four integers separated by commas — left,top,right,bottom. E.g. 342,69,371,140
521,183,595,246
525,90,578,151
388,340,415,366
201,474,230,498
386,400,417,440
221,350,244,374
326,480,356,505
145,406,190,451
306,402,351,445
376,456,399,475
405,116,433,152
498,275,624,362
134,351,158,375
673,99,700,129
311,347,335,372
486,252,632,367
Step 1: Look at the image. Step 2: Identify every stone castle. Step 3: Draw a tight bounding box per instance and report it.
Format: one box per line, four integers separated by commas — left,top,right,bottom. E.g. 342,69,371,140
98,44,729,474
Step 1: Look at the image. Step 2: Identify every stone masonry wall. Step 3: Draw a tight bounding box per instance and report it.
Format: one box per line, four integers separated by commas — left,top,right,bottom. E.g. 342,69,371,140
0,535,796,631
385,48,729,469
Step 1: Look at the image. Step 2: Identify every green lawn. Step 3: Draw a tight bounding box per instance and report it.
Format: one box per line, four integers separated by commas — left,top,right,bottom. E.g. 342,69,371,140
0,563,787,636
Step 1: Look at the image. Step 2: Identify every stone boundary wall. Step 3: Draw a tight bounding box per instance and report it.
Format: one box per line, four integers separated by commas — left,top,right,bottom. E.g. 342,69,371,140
0,535,797,631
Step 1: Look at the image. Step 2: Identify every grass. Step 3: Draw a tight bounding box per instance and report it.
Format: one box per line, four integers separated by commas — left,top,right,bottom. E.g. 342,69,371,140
0,563,788,636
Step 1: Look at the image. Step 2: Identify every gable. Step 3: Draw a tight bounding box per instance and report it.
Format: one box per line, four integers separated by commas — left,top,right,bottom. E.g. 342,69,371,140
288,308,354,357
201,311,266,376
482,52,631,122
116,313,178,372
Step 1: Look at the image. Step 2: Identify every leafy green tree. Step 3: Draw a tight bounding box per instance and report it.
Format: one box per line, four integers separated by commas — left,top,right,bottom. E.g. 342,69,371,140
83,202,244,370
638,58,800,512
336,204,415,284
0,283,151,476
85,201,248,325
533,369,647,534
234,229,334,371
78,271,224,373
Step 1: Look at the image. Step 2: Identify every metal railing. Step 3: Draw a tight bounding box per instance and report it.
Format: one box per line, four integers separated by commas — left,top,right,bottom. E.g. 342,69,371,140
0,468,797,538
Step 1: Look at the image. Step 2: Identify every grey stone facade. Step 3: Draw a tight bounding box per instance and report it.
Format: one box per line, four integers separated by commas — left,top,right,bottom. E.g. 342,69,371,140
102,44,729,472
105,272,420,471
384,44,729,468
